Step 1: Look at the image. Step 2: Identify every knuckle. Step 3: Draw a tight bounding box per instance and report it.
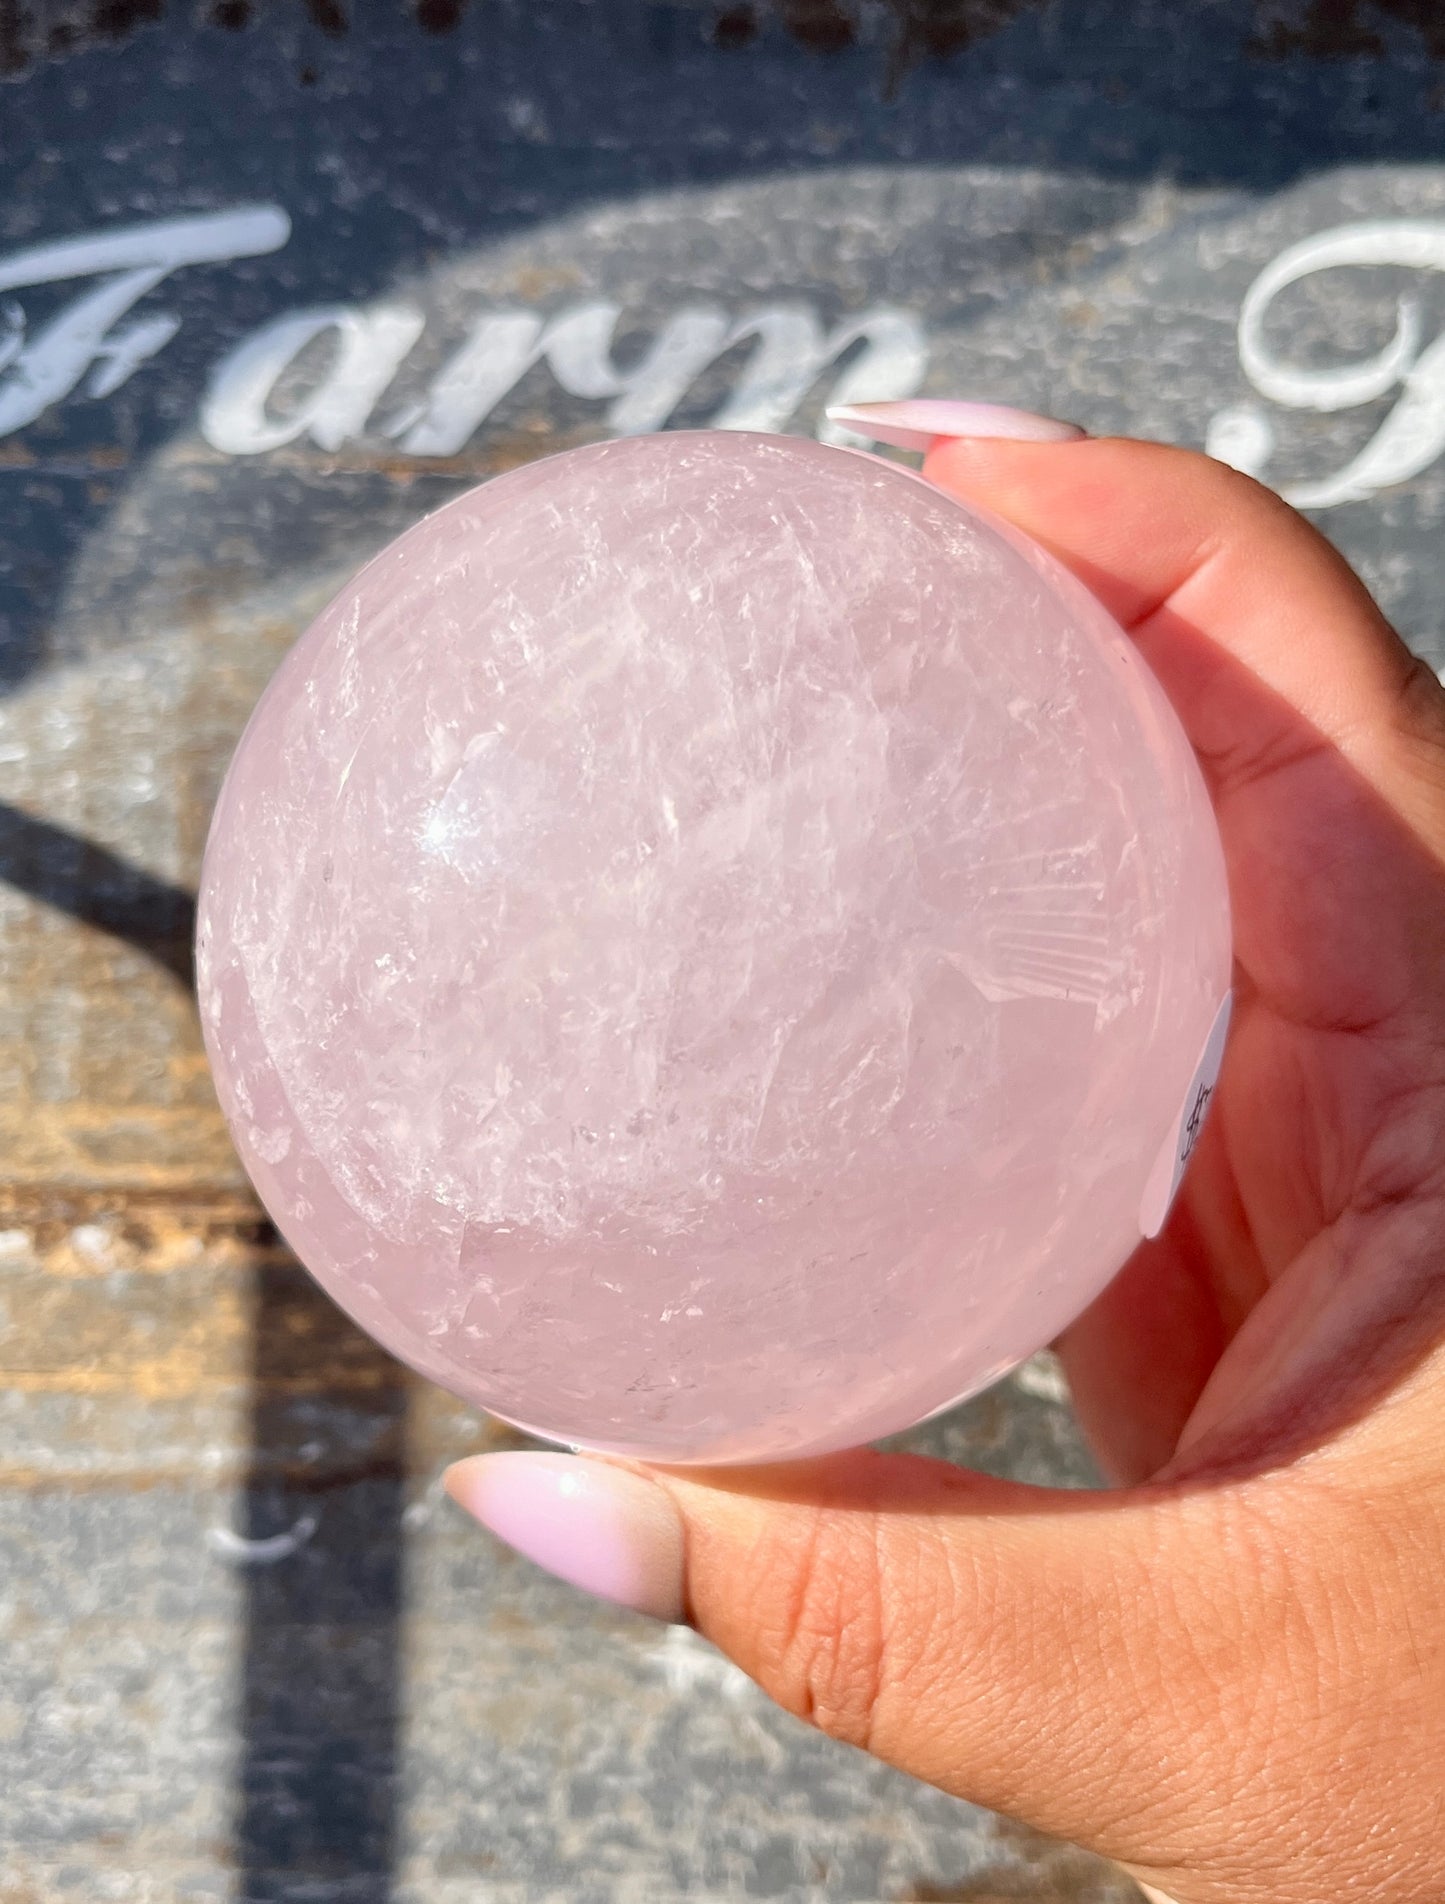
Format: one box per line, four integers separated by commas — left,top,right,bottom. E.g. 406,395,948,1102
749,1507,892,1752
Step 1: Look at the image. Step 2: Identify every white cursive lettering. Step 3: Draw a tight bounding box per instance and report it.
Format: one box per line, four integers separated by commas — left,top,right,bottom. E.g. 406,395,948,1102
1207,218,1445,509
9,206,1445,513
0,207,291,437
200,303,427,454
200,295,928,457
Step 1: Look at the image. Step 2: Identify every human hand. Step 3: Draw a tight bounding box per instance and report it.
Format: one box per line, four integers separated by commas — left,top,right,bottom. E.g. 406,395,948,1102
447,412,1445,1904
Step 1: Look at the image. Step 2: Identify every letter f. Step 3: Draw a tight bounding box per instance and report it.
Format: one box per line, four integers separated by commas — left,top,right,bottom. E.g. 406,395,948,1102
0,206,290,437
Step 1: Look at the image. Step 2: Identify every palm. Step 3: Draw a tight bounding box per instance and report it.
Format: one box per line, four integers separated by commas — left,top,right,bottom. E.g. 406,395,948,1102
918,435,1445,1483
1048,511,1445,1483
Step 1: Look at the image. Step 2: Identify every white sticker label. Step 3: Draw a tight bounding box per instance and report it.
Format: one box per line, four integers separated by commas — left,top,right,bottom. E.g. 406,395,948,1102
1139,992,1233,1240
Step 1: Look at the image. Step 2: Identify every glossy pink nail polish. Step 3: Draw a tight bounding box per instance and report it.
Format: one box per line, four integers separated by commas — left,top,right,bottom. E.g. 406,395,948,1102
826,399,1085,453
445,1452,686,1622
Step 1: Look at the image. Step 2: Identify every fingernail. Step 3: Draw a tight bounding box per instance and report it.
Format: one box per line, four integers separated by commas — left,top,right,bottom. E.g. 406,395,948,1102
444,1452,686,1622
826,399,1085,454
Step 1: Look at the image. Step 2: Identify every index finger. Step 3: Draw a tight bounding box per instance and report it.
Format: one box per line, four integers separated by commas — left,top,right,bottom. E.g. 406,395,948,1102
919,433,1442,834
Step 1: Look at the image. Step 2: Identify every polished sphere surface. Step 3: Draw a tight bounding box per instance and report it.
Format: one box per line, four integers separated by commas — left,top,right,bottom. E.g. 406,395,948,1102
197,431,1231,1462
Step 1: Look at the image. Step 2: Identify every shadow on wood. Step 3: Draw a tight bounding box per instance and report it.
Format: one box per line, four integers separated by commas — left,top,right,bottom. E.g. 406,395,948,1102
0,800,197,988
236,1240,408,1903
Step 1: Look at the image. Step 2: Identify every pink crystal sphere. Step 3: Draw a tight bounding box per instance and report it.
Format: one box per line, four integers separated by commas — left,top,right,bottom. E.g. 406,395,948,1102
197,432,1230,1463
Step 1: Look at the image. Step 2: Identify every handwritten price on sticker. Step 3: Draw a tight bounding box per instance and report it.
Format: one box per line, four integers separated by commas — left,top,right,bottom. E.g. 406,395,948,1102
1181,1079,1215,1164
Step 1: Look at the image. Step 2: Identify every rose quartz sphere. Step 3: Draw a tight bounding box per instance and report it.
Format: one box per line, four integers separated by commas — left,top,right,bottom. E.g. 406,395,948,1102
197,431,1230,1463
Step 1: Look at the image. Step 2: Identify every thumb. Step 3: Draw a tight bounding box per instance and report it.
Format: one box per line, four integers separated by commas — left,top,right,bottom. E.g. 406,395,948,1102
445,1445,1297,1899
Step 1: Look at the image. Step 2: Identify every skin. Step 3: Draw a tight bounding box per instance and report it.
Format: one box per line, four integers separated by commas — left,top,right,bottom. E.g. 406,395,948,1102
636,440,1445,1904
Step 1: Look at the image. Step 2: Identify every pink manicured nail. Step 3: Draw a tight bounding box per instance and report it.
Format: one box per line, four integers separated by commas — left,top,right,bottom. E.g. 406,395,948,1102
826,399,1085,454
445,1452,686,1622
